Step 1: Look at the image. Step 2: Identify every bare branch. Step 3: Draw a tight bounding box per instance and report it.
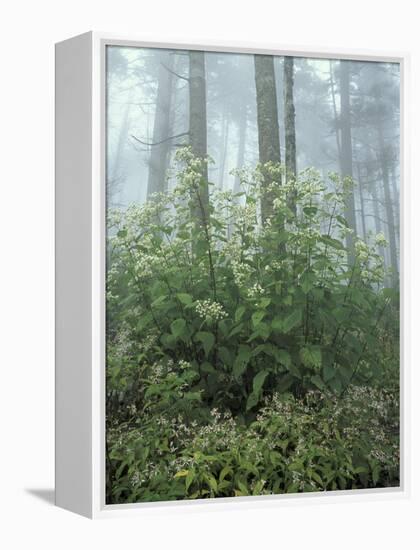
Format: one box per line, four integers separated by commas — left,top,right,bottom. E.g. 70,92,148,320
130,131,189,147
161,63,189,82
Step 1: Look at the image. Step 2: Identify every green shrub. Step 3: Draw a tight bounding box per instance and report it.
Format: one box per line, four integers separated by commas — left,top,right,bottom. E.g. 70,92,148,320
107,386,399,503
105,149,399,503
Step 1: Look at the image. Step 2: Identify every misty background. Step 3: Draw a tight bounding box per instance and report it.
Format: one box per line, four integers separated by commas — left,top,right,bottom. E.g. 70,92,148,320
106,46,400,280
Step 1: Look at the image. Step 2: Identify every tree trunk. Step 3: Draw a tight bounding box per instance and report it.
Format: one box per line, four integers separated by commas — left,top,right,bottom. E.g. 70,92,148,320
189,51,209,222
254,54,281,223
339,60,357,256
391,162,400,238
356,162,367,240
108,91,132,206
218,107,230,189
228,111,248,238
283,56,297,213
378,128,399,284
369,175,386,266
233,111,247,195
329,61,341,161
147,51,174,198
370,182,382,235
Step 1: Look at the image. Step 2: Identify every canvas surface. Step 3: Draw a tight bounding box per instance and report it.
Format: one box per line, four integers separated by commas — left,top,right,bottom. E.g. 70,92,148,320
105,46,400,504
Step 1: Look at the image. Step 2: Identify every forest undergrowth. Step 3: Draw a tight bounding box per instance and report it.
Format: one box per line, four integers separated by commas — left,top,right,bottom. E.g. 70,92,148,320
106,150,399,503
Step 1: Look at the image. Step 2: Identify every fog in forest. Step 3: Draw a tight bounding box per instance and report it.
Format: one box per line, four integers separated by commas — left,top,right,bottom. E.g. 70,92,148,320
105,46,401,502
106,46,400,281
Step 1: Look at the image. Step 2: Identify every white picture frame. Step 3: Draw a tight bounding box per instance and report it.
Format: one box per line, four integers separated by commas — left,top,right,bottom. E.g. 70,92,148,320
55,31,410,518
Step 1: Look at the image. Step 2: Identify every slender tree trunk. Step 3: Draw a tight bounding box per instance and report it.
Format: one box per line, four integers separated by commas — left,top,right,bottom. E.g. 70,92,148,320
254,54,281,223
356,162,367,240
108,92,132,205
329,61,341,161
369,174,386,264
283,56,297,213
339,60,357,256
283,59,297,170
233,112,247,195
391,162,400,238
147,51,174,198
370,182,382,235
228,111,248,238
218,108,230,189
189,51,209,222
378,127,399,284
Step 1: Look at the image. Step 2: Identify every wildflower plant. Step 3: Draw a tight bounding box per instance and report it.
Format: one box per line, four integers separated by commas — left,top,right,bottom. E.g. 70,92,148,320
106,150,399,503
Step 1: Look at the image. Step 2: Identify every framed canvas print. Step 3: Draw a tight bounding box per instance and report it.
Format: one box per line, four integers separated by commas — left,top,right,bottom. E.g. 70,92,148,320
55,32,408,518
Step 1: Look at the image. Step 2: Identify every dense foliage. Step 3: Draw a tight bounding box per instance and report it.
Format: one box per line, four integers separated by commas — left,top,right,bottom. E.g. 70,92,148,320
106,150,399,503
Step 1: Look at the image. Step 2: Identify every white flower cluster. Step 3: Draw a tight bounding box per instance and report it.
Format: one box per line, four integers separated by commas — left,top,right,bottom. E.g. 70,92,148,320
300,180,324,198
375,232,388,248
354,239,370,262
273,196,287,210
132,249,161,279
236,203,257,228
247,282,265,300
195,299,228,321
173,147,213,197
267,260,284,272
114,325,133,357
149,361,165,384
231,259,252,286
178,359,191,370
140,330,158,352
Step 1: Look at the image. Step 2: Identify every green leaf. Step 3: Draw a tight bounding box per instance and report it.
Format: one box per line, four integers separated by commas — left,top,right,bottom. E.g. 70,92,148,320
171,318,187,338
229,323,244,338
233,345,251,379
272,317,283,332
303,206,318,217
184,391,202,401
332,307,349,324
259,297,271,309
371,464,380,486
246,392,259,411
137,313,153,331
323,363,335,382
301,272,315,294
336,215,349,227
321,234,344,250
160,333,176,349
151,295,167,308
253,370,269,394
288,363,303,379
300,346,322,369
204,474,218,492
252,310,266,328
247,322,271,342
236,480,249,496
177,293,193,305
201,362,216,374
195,331,215,357
328,376,342,394
235,306,246,322
311,374,325,390
276,373,295,392
251,344,270,358
310,470,324,486
186,470,195,491
283,309,302,333
218,320,229,337
219,466,232,482
174,469,189,478
276,349,291,368
218,346,232,366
